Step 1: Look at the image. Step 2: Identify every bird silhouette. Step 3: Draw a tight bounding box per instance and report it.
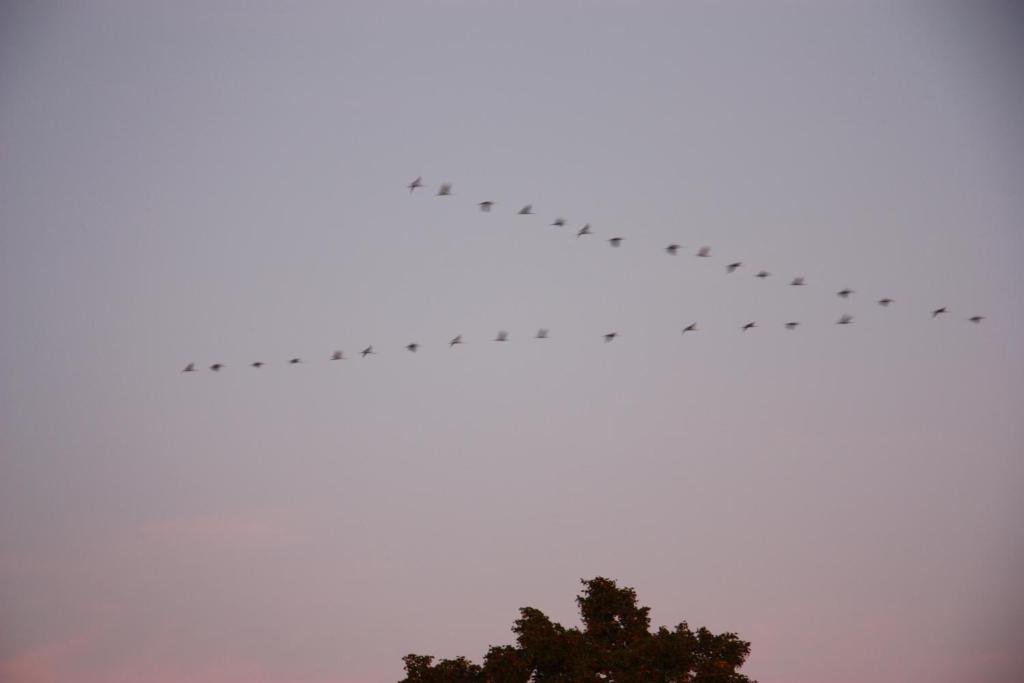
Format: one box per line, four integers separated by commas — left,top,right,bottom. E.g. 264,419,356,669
726,262,742,273
790,277,806,286
479,201,494,212
494,330,509,342
697,246,711,258
604,332,618,342
968,316,985,324
755,270,770,278
406,343,419,352
878,298,894,307
551,218,566,227
210,363,224,371
408,176,423,192
182,363,195,372
536,329,549,339
837,289,854,298
682,323,698,334
932,307,948,318
518,205,533,215
361,346,374,358
331,351,344,361
289,358,301,364
837,315,853,325
577,224,592,237
785,322,799,330
437,183,452,196
251,361,264,368
665,244,680,255
608,237,623,247
742,322,757,331
449,335,463,347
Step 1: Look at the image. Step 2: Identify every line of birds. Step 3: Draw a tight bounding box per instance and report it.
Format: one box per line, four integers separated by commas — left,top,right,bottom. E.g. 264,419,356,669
179,176,990,373
407,176,990,316
182,311,986,372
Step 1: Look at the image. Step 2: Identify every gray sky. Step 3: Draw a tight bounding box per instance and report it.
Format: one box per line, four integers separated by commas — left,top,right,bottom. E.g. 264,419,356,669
1,2,1022,682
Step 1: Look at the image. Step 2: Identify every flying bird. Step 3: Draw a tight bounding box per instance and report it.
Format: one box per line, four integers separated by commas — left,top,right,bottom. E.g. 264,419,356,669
479,201,494,212
665,244,680,255
331,351,344,361
932,307,948,318
494,330,509,342
604,332,618,343
577,224,592,237
437,183,452,196
968,316,985,324
682,323,698,334
449,335,463,347
518,204,533,215
878,298,894,307
251,361,264,368
536,329,549,339
551,218,566,227
726,262,742,273
289,358,301,364
742,322,757,331
837,289,854,298
210,363,224,371
406,343,419,352
608,237,623,247
361,346,374,358
182,363,195,372
408,176,423,192
837,315,853,325
697,246,711,258
785,322,799,330
755,270,770,278
790,277,806,286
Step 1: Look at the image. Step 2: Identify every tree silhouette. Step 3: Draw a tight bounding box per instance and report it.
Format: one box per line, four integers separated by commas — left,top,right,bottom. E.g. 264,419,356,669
399,577,755,683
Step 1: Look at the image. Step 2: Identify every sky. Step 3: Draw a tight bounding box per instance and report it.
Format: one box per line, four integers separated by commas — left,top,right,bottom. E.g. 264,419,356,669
1,1,1022,682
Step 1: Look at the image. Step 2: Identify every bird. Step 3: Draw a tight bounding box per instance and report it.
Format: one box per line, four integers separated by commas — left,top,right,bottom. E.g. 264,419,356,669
682,323,698,334
968,316,985,324
932,307,948,318
604,332,617,342
551,218,566,227
755,270,770,278
878,298,894,307
361,346,374,358
518,204,533,215
742,322,757,331
406,343,419,352
837,289,854,298
726,262,742,273
182,363,195,372
289,358,301,364
449,335,463,347
665,244,680,255
251,361,265,368
577,224,592,237
697,246,711,258
536,329,549,339
408,176,423,192
210,363,224,371
608,237,623,247
331,351,344,361
790,277,806,286
479,201,494,212
785,322,799,330
437,183,452,196
494,330,509,342
837,315,853,325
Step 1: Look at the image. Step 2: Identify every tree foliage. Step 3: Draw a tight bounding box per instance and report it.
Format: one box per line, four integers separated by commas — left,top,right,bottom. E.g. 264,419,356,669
398,577,755,683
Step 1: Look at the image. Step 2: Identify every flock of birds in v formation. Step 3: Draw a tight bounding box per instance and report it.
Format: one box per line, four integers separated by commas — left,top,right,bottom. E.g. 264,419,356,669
181,176,987,373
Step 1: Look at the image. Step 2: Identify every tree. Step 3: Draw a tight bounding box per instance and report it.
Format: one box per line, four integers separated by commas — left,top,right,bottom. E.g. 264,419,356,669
398,577,755,683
